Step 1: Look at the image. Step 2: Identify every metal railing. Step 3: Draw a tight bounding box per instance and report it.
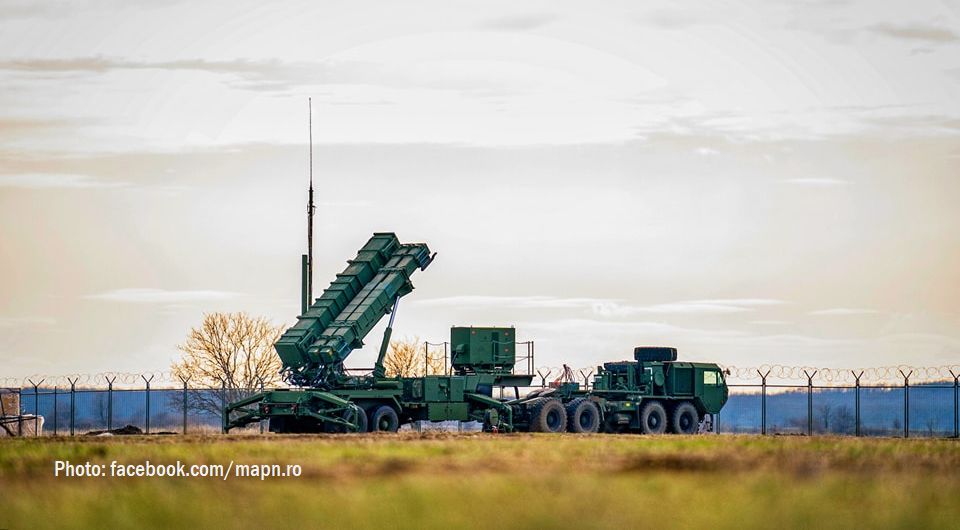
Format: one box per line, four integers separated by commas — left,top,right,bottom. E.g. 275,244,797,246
424,340,535,376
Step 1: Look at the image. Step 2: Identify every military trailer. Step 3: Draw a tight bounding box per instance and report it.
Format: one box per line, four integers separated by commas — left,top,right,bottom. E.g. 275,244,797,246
224,233,728,434
224,233,535,433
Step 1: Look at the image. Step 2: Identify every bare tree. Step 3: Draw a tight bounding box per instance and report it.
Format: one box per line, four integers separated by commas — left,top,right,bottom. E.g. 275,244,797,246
171,312,285,416
925,417,938,437
816,403,833,433
833,405,854,434
383,336,445,377
93,392,108,427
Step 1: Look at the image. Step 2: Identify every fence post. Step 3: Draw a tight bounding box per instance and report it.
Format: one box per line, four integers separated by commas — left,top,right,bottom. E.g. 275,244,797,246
530,341,535,375
259,378,265,435
16,387,22,436
579,369,594,391
536,369,552,388
804,370,816,435
106,376,116,431
853,371,863,437
68,377,78,436
899,369,912,438
52,386,58,436
142,375,154,434
220,381,227,434
27,379,43,437
758,370,770,435
951,370,958,439
179,376,190,435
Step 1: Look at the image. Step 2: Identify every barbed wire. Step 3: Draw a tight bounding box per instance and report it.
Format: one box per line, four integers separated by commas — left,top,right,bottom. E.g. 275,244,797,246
719,364,960,383
0,371,176,389
2,363,959,389
533,364,960,386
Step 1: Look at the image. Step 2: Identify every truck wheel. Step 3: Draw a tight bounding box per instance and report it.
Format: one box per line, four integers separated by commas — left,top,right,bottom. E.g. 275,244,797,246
566,398,600,433
369,405,399,432
528,398,567,433
639,401,667,435
351,405,368,433
670,402,699,435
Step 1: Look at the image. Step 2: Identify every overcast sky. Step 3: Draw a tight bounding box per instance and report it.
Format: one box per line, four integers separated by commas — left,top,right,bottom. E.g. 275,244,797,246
1,0,958,379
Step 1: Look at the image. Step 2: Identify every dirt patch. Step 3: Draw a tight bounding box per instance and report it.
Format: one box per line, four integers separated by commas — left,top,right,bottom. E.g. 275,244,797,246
86,425,143,436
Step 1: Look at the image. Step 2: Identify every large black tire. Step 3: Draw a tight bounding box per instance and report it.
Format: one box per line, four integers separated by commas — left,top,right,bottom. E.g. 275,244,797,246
639,400,667,435
369,405,399,432
670,402,699,435
351,405,368,433
566,398,600,434
527,398,567,433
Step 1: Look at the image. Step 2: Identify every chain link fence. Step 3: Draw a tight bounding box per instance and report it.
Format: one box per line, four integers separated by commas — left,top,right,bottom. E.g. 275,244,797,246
2,362,958,438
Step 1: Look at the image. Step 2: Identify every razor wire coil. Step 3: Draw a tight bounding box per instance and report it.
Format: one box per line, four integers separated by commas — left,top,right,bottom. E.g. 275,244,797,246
3,364,959,389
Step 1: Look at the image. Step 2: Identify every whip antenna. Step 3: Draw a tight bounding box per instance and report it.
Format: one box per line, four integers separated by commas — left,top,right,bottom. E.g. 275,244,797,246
307,98,315,309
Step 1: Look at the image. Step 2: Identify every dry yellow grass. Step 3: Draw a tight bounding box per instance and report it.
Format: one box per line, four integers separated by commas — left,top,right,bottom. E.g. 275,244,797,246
1,433,957,529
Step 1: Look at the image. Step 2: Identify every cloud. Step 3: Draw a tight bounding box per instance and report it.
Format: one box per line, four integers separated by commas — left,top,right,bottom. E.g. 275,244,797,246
0,173,126,189
416,295,785,316
0,316,56,328
782,178,849,187
0,56,377,92
0,117,92,141
808,308,880,316
85,288,240,303
0,55,525,95
593,299,785,316
0,0,185,20
749,320,790,326
524,318,748,339
868,23,959,43
478,13,558,31
0,56,292,77
413,295,607,309
638,10,705,30
317,200,373,208
696,299,785,306
860,114,960,132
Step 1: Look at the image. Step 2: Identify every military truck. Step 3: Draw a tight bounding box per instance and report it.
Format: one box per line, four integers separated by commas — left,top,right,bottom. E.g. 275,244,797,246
224,233,728,434
513,346,728,434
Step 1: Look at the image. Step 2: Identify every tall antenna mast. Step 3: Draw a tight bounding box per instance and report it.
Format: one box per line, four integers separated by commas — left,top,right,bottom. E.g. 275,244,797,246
307,97,315,306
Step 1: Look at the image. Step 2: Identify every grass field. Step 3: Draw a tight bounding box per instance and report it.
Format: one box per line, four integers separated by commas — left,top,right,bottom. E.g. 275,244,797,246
1,434,958,529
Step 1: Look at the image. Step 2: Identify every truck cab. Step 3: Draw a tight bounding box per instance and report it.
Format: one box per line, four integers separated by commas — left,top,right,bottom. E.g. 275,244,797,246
586,347,728,434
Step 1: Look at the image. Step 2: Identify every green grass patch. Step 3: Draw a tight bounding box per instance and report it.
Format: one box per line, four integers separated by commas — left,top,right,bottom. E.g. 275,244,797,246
1,434,957,529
